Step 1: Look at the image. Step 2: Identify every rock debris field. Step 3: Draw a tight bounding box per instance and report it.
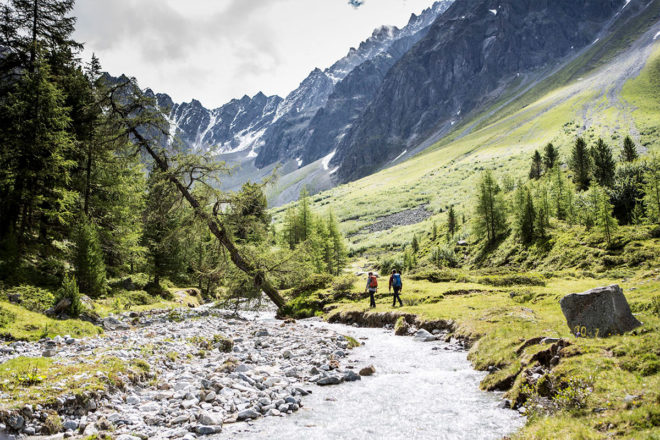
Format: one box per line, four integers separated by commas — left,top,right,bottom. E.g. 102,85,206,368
356,205,434,235
0,306,374,439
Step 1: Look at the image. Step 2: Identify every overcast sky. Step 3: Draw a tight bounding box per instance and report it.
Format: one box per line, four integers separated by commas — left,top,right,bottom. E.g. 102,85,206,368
73,0,434,108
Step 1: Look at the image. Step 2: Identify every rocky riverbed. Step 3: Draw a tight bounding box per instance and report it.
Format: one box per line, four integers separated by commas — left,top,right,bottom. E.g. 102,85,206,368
0,306,372,439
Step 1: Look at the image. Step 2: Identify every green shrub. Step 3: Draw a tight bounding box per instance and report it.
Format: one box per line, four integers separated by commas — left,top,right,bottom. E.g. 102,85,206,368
0,285,55,313
379,257,404,276
431,244,458,268
0,305,16,328
409,268,457,283
214,334,234,353
553,377,593,411
478,273,546,287
43,413,62,434
54,275,83,318
332,275,355,295
290,273,332,297
121,290,157,306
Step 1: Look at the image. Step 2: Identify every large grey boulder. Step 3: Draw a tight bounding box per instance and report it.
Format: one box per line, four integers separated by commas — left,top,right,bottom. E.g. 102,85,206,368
559,285,641,337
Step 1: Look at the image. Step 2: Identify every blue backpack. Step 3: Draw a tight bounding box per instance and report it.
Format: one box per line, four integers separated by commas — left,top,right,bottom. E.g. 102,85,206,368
392,273,402,288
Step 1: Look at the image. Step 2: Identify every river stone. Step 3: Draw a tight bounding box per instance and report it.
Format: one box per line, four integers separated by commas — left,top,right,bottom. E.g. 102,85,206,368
63,420,79,430
196,425,222,435
359,365,376,376
7,413,24,430
343,370,361,382
317,375,342,386
413,329,435,342
237,409,260,421
559,285,641,337
198,412,222,426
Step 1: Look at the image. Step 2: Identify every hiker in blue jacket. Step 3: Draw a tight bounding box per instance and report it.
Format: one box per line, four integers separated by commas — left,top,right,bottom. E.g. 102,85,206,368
389,269,403,307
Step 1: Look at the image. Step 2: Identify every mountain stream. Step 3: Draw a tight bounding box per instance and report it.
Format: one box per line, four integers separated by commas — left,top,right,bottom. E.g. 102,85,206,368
217,316,525,440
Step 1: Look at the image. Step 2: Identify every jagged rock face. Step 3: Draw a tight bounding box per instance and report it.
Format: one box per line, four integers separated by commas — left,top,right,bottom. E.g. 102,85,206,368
300,30,432,167
161,93,282,154
332,0,625,183
254,0,452,169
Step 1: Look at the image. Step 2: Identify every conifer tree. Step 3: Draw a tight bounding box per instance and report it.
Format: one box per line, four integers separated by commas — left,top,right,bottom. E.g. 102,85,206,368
529,150,543,180
535,184,550,239
431,221,438,241
411,234,420,254
142,171,184,289
296,187,313,243
621,136,638,163
643,154,660,225
543,143,558,171
447,205,457,238
326,211,347,276
0,60,75,251
73,217,107,297
610,162,645,225
569,137,591,191
514,186,535,245
474,171,506,244
591,138,616,188
593,185,617,245
55,274,82,317
551,166,567,220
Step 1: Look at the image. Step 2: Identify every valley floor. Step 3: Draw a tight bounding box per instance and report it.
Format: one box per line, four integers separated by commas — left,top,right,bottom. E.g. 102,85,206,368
325,270,660,439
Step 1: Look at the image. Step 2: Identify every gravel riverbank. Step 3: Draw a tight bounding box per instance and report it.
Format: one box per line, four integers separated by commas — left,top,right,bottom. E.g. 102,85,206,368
0,306,370,439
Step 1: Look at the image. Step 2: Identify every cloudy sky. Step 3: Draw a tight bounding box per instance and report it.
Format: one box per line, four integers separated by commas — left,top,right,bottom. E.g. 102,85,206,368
73,0,434,108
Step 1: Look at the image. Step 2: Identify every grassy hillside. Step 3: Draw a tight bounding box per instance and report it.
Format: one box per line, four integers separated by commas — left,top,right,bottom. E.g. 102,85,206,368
274,16,660,440
272,37,660,257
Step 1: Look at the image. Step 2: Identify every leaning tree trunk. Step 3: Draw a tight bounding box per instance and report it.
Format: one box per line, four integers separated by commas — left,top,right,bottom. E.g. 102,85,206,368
127,128,286,310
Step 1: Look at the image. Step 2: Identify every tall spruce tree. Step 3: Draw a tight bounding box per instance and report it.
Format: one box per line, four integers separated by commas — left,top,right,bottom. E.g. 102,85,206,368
529,150,543,180
621,136,638,163
9,0,80,72
569,137,591,191
591,138,616,188
0,60,75,252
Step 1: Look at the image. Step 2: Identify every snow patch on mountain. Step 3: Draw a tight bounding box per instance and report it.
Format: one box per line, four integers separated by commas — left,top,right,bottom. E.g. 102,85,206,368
322,150,336,170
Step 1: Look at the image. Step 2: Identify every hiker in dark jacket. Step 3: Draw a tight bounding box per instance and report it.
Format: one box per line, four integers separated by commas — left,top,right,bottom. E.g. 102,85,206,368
389,269,403,307
365,272,378,308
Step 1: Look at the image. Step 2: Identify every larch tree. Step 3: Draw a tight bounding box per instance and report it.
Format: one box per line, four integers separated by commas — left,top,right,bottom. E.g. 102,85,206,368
474,170,506,244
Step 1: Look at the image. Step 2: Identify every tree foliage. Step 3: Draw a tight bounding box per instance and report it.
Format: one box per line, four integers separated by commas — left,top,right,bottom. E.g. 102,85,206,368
591,138,616,188
570,137,591,191
474,171,506,244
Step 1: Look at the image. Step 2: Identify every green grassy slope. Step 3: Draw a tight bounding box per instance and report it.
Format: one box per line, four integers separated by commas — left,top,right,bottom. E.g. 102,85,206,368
271,35,660,256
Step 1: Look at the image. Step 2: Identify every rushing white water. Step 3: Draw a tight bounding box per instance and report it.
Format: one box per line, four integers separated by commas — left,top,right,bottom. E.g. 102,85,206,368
216,317,525,440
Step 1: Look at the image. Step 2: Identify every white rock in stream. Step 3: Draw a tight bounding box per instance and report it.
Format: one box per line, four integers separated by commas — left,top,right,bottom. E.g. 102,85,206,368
413,329,436,342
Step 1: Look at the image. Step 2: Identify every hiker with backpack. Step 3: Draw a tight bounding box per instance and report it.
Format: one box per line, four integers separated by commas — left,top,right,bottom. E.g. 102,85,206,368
389,269,403,307
365,271,378,308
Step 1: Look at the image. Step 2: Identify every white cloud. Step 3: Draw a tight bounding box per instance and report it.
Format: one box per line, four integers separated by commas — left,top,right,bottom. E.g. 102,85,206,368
74,0,437,107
